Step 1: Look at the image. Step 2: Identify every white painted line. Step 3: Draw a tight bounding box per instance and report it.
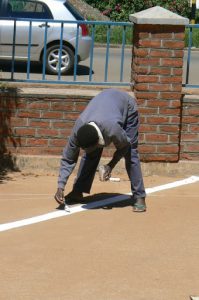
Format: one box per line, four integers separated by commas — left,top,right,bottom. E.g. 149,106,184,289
0,194,130,232
145,176,199,194
190,297,199,300
0,176,199,232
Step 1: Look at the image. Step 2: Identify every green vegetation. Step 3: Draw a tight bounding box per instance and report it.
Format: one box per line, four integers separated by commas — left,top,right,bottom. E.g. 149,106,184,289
185,27,199,48
91,25,199,48
86,0,199,47
92,24,132,44
85,0,192,22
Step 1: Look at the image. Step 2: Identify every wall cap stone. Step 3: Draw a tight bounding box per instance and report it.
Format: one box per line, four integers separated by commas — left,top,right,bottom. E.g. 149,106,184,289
129,6,189,25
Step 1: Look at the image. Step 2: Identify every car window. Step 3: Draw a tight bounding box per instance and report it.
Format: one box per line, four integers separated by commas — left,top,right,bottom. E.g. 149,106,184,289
64,1,84,20
4,0,53,19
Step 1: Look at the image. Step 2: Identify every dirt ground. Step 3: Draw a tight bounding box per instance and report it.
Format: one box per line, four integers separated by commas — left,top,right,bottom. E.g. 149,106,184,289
0,170,199,300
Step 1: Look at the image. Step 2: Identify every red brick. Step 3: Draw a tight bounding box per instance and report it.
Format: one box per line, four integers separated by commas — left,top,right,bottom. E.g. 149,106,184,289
140,107,159,114
157,145,179,153
162,40,184,49
139,124,156,132
41,111,63,119
189,125,199,132
136,99,146,106
49,139,66,147
75,103,88,112
14,128,36,136
145,134,168,142
147,116,170,124
29,120,51,127
185,144,199,152
170,116,180,124
140,153,178,162
151,32,173,39
159,108,180,115
132,65,149,74
160,92,181,100
138,40,161,48
16,101,27,109
135,57,160,66
52,121,74,129
150,50,172,57
26,138,48,146
172,68,183,76
182,116,198,124
134,83,149,91
59,129,72,137
169,135,179,142
10,117,28,126
133,47,149,57
137,32,150,39
174,32,185,40
63,113,80,120
160,77,182,84
159,125,179,133
28,102,50,109
139,144,156,153
17,111,40,118
135,75,159,83
161,58,183,67
149,84,170,91
173,50,184,58
145,100,168,107
139,116,146,123
150,67,171,75
134,92,159,99
169,100,181,108
181,134,199,141
171,85,182,92
51,103,75,111
36,128,59,137
186,108,199,115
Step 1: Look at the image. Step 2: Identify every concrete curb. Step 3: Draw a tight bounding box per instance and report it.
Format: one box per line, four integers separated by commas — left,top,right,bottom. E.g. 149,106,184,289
7,155,199,177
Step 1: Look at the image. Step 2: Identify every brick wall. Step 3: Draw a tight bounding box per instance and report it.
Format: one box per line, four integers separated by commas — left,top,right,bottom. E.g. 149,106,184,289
0,89,198,161
132,24,185,162
180,95,199,160
0,90,116,158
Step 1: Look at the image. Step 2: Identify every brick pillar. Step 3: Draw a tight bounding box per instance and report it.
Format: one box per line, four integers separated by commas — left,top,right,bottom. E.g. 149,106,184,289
130,6,189,162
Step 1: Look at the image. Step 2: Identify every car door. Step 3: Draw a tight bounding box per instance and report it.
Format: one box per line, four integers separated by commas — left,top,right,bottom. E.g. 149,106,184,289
0,0,53,61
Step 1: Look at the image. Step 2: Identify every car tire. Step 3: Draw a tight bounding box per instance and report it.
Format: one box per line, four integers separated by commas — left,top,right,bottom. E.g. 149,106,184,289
45,44,74,75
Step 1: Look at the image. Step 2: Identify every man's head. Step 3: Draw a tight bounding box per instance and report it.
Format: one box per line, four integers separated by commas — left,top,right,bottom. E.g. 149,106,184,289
77,124,99,153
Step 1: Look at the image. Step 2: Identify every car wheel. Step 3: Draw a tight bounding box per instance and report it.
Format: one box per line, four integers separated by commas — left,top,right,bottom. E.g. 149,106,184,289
45,45,74,75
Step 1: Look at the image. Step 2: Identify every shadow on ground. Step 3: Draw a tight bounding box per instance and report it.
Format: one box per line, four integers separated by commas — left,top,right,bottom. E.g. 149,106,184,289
0,87,21,183
0,61,93,76
57,192,133,210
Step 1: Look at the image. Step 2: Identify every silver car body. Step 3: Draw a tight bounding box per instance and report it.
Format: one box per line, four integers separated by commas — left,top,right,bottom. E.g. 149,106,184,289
0,0,91,65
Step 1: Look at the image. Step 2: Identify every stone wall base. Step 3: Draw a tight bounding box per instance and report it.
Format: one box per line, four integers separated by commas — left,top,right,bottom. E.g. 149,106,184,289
2,154,198,177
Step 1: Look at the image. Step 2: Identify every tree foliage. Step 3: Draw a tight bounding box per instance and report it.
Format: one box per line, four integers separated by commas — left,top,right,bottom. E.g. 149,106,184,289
84,0,191,21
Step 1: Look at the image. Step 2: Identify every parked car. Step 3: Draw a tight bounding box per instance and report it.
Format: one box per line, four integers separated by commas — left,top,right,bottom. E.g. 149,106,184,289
0,0,91,75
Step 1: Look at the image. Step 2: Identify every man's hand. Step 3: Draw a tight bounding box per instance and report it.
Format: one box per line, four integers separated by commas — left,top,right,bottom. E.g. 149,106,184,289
99,165,112,181
54,188,64,205
104,165,112,181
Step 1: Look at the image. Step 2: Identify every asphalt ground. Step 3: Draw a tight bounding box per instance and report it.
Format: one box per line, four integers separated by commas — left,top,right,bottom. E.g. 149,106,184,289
0,171,199,300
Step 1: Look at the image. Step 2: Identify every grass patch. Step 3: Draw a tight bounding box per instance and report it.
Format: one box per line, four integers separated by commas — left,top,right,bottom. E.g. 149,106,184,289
185,27,199,48
89,24,133,45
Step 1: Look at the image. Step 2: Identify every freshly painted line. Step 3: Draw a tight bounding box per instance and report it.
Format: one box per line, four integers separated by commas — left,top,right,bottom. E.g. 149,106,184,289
0,176,199,232
0,194,130,232
145,175,199,194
